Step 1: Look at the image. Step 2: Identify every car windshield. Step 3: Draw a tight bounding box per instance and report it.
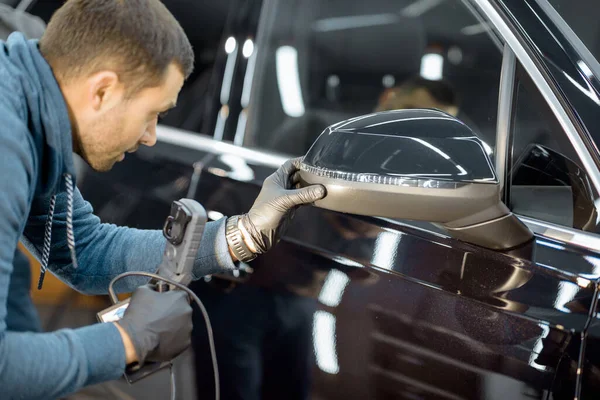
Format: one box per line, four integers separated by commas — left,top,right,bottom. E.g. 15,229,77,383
244,0,504,158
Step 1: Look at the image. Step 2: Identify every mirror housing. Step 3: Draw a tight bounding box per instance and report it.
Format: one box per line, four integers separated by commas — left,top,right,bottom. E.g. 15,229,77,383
299,109,533,250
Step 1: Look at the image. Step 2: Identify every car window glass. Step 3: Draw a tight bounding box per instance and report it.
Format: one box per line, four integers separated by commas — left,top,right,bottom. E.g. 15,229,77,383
509,63,600,232
547,0,600,64
245,0,504,162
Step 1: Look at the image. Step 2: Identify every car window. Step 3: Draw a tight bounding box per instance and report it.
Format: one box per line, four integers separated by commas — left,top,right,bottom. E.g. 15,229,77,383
509,63,600,231
546,0,600,64
245,0,504,161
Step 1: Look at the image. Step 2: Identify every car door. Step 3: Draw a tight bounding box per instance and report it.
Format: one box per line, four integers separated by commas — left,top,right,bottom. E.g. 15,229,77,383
504,60,600,399
496,0,600,398
76,0,600,399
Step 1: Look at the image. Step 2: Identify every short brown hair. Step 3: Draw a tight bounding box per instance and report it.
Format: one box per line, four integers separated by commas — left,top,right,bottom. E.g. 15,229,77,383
40,0,194,95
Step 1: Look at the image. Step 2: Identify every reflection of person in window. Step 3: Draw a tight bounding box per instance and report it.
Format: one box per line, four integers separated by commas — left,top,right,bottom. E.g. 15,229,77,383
270,76,460,156
375,76,459,117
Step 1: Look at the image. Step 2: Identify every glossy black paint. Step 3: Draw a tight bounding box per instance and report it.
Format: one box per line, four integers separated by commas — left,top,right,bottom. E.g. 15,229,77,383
74,0,600,399
303,110,497,183
582,318,600,398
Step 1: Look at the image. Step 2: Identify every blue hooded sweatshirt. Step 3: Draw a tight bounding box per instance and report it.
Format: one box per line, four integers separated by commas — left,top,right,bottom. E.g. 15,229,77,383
0,33,235,399
6,248,42,333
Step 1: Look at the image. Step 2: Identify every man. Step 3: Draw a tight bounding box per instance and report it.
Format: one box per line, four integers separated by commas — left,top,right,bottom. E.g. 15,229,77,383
375,76,460,116
0,1,325,399
269,76,460,156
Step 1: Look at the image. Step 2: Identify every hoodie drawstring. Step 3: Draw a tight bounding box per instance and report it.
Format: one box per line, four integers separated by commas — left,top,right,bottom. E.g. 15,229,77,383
36,194,56,290
64,174,79,270
37,173,78,290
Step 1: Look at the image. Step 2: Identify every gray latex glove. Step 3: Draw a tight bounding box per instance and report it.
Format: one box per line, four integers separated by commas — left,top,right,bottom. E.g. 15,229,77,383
117,285,193,365
239,157,326,254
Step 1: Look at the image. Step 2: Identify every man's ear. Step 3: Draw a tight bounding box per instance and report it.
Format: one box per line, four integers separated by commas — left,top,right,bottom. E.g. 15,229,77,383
87,71,123,111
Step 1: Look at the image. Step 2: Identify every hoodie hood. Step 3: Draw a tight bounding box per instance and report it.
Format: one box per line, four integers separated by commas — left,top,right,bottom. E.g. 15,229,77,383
0,33,80,289
1,32,76,196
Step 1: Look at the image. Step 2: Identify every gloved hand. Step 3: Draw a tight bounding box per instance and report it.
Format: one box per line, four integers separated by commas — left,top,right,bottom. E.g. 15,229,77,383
239,157,326,254
117,285,193,365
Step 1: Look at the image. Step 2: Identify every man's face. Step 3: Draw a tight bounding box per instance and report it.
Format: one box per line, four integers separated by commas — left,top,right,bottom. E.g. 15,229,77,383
376,87,458,117
74,63,184,172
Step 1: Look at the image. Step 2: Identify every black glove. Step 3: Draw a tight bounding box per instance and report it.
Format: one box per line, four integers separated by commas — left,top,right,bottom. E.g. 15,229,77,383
239,157,326,254
117,285,193,365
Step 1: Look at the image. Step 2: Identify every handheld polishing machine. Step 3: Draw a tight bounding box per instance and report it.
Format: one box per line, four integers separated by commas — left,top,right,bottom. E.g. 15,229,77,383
97,199,213,384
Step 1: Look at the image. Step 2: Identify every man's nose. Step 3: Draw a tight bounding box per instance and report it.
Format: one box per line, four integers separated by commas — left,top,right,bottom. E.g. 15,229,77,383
141,122,157,147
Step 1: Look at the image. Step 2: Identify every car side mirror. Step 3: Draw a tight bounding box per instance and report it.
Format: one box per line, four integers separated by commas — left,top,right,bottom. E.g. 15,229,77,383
511,143,597,230
298,109,533,250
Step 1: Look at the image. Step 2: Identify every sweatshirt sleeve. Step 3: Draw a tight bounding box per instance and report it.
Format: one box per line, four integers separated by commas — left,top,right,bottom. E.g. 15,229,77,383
0,104,126,399
22,183,236,296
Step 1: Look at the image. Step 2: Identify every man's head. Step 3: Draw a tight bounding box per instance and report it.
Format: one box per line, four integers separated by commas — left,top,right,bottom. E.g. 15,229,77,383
40,0,194,171
375,77,459,117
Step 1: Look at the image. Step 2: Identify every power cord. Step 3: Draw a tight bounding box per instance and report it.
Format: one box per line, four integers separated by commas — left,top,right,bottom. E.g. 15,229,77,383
170,365,176,400
108,271,219,400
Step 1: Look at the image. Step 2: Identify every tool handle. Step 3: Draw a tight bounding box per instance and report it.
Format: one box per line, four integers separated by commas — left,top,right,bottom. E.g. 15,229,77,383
158,199,207,288
98,199,208,384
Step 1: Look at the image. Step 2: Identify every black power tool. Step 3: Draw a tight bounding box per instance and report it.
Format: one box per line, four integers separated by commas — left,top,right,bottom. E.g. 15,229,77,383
97,198,208,383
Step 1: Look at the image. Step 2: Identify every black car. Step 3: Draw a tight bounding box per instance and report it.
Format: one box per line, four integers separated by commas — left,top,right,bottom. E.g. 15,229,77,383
77,0,600,398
